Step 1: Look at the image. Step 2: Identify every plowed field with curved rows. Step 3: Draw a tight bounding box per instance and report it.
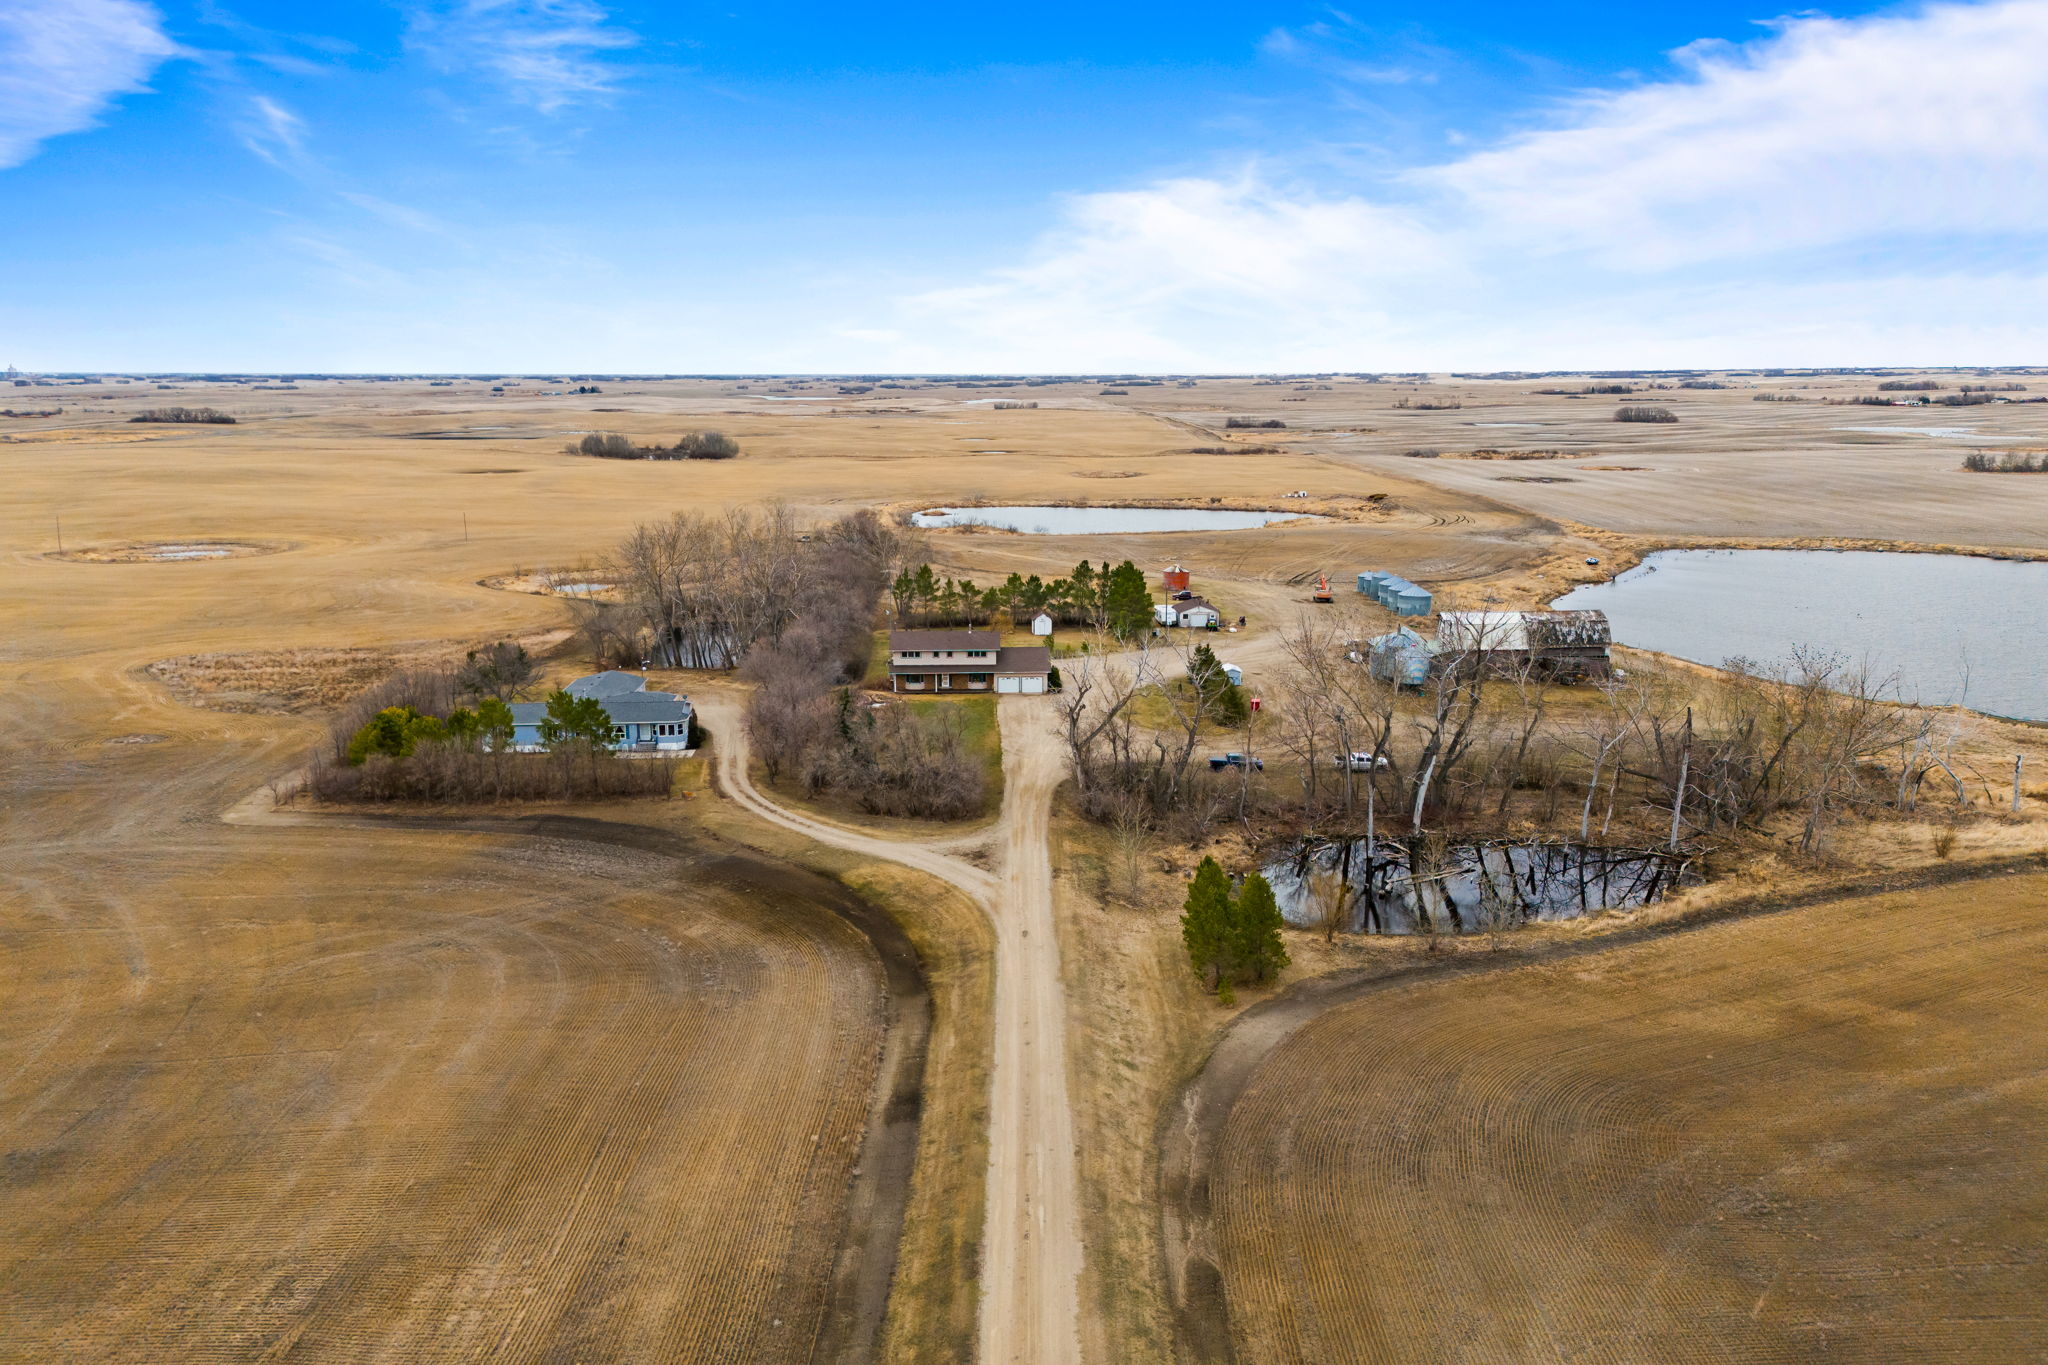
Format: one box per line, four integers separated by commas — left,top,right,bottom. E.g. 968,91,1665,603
1211,875,2048,1364
0,807,888,1362
0,798,890,1362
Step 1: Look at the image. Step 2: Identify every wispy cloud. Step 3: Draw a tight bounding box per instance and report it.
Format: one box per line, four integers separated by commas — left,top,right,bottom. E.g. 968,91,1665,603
236,93,306,166
885,0,2048,370
0,0,180,169
409,0,637,114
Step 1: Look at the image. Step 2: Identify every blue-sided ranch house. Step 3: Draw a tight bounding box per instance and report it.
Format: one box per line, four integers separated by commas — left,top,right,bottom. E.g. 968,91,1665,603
507,671,695,752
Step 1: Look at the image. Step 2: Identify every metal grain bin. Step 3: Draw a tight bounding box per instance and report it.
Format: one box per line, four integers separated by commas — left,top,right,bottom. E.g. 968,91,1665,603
1357,570,1387,595
1391,586,1433,617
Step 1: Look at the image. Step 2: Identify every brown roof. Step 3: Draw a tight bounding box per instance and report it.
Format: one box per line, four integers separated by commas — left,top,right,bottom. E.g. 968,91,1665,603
1173,598,1217,613
996,645,1052,675
890,628,1000,651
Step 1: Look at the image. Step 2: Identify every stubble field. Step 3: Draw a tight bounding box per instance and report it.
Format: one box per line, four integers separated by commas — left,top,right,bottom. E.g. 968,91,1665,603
1208,874,2048,1364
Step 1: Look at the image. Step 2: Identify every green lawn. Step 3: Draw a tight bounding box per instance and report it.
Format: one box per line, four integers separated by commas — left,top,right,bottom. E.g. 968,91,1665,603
903,694,1005,800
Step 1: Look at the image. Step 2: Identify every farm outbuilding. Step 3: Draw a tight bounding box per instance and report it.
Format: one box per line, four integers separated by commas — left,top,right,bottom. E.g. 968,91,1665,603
1163,564,1191,593
1156,598,1221,629
1436,609,1612,681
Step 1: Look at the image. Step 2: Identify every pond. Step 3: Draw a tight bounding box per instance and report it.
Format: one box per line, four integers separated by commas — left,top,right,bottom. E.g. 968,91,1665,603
1555,549,2048,722
1264,838,1695,935
910,505,1321,534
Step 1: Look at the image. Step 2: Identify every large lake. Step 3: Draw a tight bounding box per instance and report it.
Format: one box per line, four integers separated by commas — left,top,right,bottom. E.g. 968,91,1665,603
911,505,1321,534
1555,549,2048,722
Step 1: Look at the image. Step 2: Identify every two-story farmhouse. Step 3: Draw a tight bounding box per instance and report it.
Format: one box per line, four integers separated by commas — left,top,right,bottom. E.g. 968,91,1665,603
887,629,1053,694
507,671,696,751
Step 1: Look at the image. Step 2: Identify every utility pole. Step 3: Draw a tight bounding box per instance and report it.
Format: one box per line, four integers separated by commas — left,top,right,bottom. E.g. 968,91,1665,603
462,512,469,542
2015,755,2025,815
54,511,62,554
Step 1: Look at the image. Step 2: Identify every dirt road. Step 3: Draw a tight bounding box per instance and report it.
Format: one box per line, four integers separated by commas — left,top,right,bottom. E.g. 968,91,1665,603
698,695,1084,1365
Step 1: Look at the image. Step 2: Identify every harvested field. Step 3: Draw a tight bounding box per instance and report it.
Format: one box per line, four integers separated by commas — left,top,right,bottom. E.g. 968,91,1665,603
0,809,896,1361
1206,873,2048,1364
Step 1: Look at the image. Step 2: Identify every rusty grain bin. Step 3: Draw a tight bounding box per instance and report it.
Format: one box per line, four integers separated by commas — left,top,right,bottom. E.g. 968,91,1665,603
1163,564,1191,593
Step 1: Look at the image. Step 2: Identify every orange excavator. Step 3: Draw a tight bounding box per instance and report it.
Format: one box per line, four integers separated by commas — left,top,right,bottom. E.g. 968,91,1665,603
1311,572,1334,604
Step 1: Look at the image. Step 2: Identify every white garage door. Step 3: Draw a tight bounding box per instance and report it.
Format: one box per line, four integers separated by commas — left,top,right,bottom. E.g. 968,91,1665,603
996,675,1023,693
1019,676,1046,694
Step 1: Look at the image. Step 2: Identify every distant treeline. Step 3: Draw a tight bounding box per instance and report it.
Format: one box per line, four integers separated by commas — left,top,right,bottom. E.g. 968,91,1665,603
131,407,236,424
571,430,739,460
1615,405,1679,423
1839,393,1998,407
1962,451,2048,473
1226,417,1288,428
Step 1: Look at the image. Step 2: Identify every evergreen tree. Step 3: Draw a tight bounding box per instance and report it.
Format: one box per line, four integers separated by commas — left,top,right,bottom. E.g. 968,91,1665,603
1103,560,1154,639
1230,873,1291,984
1188,644,1250,725
476,697,516,751
538,690,614,750
1070,560,1097,617
1180,856,1234,988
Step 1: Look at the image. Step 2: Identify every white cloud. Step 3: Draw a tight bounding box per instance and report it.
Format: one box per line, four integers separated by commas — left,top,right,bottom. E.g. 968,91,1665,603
890,0,2048,370
237,93,306,166
0,0,179,169
410,0,637,114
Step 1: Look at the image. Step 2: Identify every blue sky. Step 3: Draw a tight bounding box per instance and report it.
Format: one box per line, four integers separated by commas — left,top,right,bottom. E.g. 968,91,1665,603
3,0,2043,370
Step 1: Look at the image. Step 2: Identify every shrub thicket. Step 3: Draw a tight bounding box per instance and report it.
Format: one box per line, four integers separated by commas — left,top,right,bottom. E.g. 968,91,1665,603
1962,451,2048,473
573,430,739,460
1615,405,1679,423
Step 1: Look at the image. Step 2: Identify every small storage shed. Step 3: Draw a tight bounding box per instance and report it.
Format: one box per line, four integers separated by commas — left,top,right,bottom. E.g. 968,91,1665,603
1030,611,1055,636
1221,662,1244,686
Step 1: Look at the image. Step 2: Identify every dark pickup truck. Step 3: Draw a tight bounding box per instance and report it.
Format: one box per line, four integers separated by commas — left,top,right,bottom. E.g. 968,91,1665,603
1208,752,1264,771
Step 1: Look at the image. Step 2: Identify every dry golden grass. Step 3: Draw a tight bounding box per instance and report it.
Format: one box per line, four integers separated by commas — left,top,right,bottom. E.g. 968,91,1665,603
1212,873,2048,1363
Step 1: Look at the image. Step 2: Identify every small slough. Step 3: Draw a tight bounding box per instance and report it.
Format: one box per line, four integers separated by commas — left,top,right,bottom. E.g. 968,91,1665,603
1263,836,1698,935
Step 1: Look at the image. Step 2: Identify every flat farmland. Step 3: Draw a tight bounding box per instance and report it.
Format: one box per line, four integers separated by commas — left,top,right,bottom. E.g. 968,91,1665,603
1101,374,2048,551
1209,874,2048,1364
0,802,892,1362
